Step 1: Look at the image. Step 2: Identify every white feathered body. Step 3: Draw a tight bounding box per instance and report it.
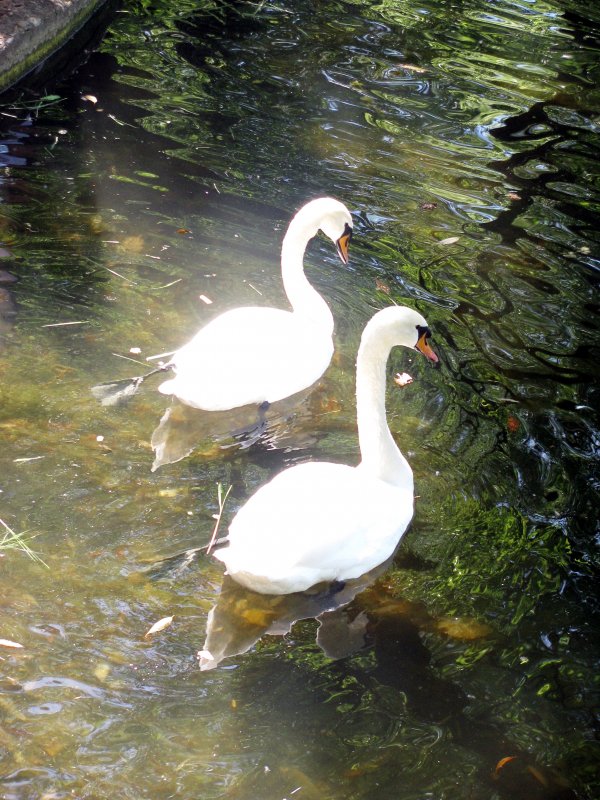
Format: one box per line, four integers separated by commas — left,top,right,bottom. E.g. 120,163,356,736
158,307,333,411
155,197,352,412
215,461,414,594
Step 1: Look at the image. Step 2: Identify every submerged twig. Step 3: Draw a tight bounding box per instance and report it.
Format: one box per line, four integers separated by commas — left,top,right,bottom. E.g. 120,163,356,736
102,265,136,284
111,352,148,368
41,321,90,328
146,350,176,362
151,278,183,290
206,483,233,555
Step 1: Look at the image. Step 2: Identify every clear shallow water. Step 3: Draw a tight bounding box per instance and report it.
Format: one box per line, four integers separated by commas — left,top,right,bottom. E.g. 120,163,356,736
0,0,598,798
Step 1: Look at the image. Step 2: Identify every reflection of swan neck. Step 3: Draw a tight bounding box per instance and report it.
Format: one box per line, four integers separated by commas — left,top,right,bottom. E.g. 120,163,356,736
280,212,333,331
356,315,412,484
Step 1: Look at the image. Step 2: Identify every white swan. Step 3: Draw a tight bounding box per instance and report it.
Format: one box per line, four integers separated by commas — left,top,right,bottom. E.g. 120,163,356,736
157,197,353,410
214,305,439,594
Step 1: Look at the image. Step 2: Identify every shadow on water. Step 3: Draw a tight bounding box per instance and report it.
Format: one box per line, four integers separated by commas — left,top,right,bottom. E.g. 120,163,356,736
197,564,392,670
149,386,340,470
201,564,578,800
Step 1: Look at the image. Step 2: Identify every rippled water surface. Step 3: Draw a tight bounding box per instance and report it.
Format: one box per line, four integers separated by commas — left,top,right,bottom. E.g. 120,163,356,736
1,0,599,797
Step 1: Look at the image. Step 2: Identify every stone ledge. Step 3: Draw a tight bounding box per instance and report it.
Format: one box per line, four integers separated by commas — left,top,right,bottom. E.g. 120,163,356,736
0,0,109,94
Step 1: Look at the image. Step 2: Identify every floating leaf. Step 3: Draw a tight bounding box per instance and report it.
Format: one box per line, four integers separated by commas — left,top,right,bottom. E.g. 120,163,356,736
493,756,518,778
0,639,24,649
436,616,492,640
241,607,276,626
394,372,413,387
507,416,520,433
93,663,111,681
144,616,173,638
438,236,460,245
120,235,145,254
82,94,98,104
420,202,437,210
317,395,342,414
375,278,390,294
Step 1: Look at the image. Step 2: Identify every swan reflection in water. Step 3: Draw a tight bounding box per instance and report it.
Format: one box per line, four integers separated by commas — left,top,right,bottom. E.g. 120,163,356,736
201,572,578,800
198,560,392,670
150,386,333,471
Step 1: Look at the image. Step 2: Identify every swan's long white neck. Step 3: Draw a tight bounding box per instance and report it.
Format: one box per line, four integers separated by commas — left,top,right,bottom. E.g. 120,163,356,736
280,209,334,334
355,313,414,486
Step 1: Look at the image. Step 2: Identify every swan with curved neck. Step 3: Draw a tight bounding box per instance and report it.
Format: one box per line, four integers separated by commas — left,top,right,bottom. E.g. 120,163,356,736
157,197,353,410
214,305,439,594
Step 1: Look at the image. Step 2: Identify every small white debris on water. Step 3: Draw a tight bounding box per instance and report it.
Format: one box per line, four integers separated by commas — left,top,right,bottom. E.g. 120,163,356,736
438,236,460,245
129,347,142,354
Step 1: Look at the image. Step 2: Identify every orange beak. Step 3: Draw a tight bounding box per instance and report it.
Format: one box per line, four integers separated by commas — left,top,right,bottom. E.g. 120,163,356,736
416,330,439,363
336,225,352,264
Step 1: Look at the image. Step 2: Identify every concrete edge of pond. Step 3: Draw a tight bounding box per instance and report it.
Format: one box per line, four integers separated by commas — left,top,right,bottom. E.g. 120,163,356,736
0,0,115,96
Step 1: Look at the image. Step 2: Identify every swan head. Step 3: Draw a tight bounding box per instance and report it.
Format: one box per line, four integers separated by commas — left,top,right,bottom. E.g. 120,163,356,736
293,197,353,265
317,198,353,265
363,305,439,363
403,309,439,363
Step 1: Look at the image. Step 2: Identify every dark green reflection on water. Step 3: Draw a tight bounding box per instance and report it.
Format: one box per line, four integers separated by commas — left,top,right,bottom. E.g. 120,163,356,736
0,0,599,798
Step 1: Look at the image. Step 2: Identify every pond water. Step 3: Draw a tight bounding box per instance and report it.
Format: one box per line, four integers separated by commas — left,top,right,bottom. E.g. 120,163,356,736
1,0,599,797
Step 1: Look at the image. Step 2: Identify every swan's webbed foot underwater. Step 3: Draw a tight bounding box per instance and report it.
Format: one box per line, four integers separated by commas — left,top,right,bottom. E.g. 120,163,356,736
228,399,272,448
302,579,347,601
253,399,271,437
